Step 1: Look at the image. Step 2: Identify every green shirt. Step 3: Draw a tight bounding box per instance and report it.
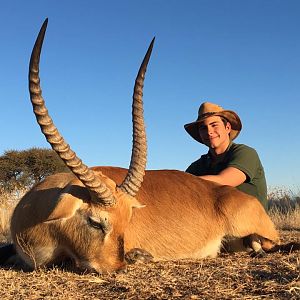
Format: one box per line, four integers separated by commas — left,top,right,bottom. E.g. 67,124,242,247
186,143,268,210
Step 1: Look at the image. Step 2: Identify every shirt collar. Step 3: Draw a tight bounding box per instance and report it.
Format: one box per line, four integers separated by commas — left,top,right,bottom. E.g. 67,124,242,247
207,141,234,161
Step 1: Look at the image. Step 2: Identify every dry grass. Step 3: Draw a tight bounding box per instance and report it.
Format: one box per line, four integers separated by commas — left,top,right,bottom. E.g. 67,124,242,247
0,230,299,299
268,186,300,230
0,207,12,243
0,188,299,299
269,205,300,230
0,188,27,243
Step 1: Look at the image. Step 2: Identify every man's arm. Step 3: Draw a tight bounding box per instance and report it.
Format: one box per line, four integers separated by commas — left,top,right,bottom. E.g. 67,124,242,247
200,166,246,187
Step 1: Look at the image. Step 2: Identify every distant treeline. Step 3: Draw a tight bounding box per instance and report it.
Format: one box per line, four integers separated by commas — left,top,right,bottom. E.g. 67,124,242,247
0,148,69,193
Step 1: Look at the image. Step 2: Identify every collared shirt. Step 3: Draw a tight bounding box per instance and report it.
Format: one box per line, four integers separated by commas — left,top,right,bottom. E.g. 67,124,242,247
186,143,268,210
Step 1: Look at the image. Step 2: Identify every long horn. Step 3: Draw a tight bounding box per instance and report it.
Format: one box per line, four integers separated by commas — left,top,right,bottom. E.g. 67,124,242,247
29,18,115,206
119,38,154,196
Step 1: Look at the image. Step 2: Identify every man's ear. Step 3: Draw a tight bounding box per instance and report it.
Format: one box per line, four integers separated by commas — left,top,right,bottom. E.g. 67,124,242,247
226,121,232,132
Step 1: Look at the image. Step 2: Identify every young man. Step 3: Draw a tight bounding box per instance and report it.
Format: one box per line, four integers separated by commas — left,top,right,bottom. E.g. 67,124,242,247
184,102,268,210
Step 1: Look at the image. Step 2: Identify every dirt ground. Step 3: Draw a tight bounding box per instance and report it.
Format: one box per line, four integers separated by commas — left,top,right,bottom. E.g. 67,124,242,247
0,230,299,300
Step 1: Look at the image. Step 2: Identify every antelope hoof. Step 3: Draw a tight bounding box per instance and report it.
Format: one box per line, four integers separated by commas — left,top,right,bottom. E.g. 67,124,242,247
249,249,266,258
125,248,154,264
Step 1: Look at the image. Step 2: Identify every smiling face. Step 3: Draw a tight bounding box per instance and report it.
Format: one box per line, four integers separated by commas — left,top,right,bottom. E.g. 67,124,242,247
198,115,232,154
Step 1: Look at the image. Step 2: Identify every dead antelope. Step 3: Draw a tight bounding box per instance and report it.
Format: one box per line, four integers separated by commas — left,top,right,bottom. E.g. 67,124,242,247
7,19,288,274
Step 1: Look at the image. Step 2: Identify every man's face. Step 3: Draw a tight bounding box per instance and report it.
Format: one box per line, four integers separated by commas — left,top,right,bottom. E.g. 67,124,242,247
198,115,231,150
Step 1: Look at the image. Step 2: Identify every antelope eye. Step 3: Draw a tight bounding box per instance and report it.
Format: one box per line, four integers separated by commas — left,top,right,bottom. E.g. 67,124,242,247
88,215,111,235
88,216,106,234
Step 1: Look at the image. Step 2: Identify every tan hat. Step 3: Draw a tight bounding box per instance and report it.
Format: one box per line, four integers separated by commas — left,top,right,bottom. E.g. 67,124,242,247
184,102,242,144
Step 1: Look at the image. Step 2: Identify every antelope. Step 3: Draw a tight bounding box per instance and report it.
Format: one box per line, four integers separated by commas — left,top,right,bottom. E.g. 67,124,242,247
6,19,291,274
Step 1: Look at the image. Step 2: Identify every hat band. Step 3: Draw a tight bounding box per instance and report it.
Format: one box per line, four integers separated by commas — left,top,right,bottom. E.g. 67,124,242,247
198,111,219,120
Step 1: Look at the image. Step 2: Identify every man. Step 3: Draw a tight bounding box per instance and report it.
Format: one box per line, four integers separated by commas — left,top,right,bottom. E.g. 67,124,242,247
184,102,268,210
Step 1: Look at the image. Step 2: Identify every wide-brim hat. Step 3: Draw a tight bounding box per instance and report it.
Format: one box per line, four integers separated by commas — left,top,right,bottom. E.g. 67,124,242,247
184,102,242,144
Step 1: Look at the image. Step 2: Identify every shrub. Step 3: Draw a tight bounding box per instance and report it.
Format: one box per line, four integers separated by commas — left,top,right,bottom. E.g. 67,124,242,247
0,148,69,194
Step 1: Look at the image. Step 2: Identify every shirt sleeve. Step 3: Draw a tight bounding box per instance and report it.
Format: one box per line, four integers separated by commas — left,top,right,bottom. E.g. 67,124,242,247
186,161,197,174
226,145,259,181
185,157,205,176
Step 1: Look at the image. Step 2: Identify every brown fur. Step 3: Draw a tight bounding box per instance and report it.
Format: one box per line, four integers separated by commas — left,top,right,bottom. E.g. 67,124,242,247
97,167,279,258
10,166,279,273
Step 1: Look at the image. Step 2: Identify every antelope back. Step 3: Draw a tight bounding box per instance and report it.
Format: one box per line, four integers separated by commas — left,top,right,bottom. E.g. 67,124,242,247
95,166,279,260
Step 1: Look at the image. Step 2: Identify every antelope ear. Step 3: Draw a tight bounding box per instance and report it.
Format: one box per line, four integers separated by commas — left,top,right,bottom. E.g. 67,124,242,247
46,193,85,221
131,197,146,209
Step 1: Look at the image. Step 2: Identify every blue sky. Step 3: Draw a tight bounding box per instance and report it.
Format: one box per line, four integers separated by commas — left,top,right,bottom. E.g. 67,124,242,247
1,1,300,193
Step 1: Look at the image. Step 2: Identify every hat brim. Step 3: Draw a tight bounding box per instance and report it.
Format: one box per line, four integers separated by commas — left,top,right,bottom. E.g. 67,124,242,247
184,110,242,144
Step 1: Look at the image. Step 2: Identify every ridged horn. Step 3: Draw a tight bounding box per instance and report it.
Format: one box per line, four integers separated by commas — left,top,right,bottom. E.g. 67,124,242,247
119,38,155,196
29,18,115,206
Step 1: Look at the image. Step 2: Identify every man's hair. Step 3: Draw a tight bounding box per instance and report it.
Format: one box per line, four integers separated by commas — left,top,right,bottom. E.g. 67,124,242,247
219,116,232,139
221,117,230,126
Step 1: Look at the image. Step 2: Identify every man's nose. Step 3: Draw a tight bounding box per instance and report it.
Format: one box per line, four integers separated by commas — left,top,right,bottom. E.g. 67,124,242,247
207,126,214,135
